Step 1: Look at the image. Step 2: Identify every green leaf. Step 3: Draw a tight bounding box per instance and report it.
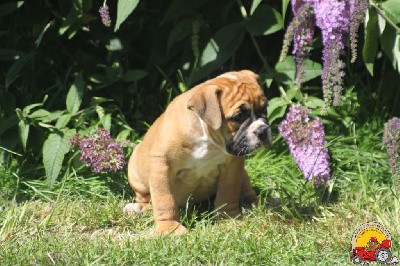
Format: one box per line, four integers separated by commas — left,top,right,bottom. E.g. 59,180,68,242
55,114,72,129
363,8,379,76
66,72,84,114
123,69,147,82
105,62,123,80
106,38,123,51
96,105,105,120
101,114,112,131
0,49,24,61
116,129,131,141
15,108,24,120
90,97,113,106
59,9,80,36
247,4,283,36
3,91,16,114
268,104,288,124
46,110,65,123
161,0,208,24
267,97,288,123
167,19,192,52
381,25,397,69
282,0,290,23
275,56,322,85
43,130,75,188
250,0,262,15
191,23,246,84
286,88,303,102
82,0,93,12
114,0,140,32
89,74,108,84
0,115,18,136
6,53,32,88
0,1,24,18
28,109,51,121
74,0,83,11
18,120,29,151
395,34,400,74
380,0,400,24
305,96,325,109
38,122,55,129
22,103,44,116
377,13,386,34
95,105,111,131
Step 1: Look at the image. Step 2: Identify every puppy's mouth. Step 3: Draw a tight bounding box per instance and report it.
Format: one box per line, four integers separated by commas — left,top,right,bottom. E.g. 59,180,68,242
225,121,272,156
226,140,258,156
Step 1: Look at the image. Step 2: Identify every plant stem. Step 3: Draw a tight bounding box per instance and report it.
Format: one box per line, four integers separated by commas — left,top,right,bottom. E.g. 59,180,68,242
235,0,273,72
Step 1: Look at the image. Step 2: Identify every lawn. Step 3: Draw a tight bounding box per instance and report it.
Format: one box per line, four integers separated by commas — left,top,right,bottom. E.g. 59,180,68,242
0,120,399,265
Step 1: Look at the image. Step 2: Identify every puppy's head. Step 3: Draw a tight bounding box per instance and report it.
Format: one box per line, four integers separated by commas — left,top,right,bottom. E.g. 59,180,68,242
188,70,272,156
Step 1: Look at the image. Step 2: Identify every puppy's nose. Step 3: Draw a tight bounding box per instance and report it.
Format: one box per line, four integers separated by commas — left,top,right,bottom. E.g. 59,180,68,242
255,125,272,146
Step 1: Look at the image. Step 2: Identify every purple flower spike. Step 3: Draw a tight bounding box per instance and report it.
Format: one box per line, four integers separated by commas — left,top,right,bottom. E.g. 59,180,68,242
291,0,315,85
313,0,350,106
279,106,331,186
70,128,126,173
99,2,111,27
384,117,400,178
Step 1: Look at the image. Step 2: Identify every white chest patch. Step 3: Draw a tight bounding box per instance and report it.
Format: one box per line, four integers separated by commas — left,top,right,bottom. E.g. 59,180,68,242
184,114,227,178
192,137,209,159
191,114,212,159
184,144,226,182
174,115,227,204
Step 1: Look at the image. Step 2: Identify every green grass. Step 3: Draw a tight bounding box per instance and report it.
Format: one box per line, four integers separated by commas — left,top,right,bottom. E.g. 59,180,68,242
1,122,399,265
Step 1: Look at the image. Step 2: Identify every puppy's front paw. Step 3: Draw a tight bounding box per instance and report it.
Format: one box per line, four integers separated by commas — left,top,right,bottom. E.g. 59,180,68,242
156,221,187,236
215,202,241,220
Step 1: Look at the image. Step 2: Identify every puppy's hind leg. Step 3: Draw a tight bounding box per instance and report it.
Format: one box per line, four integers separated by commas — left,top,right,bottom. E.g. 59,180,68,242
124,190,151,215
125,157,151,215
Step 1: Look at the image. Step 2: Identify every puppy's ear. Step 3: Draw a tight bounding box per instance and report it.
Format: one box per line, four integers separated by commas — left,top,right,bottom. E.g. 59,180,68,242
187,85,222,130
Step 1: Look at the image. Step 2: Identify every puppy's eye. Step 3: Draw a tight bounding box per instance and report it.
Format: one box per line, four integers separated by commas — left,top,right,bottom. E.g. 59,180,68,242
227,109,249,123
256,105,268,118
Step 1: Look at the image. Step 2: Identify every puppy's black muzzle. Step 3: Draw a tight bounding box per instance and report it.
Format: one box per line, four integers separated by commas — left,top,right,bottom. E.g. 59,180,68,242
256,124,272,147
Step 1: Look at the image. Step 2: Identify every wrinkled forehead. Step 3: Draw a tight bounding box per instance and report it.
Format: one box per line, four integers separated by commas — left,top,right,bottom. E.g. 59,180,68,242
214,73,267,113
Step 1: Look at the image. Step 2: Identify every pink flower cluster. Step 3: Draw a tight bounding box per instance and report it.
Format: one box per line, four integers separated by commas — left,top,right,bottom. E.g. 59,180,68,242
282,0,369,106
383,117,400,178
279,106,331,186
70,129,125,173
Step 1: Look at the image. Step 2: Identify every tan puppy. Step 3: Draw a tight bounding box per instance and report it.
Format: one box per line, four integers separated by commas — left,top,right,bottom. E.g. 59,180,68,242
124,70,272,235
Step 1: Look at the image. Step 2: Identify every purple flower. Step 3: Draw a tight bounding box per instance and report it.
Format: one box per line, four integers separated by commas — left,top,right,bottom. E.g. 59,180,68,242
291,0,315,84
383,117,400,178
70,128,126,173
313,0,350,106
349,0,369,63
99,2,111,27
280,0,315,85
281,0,369,106
279,105,331,186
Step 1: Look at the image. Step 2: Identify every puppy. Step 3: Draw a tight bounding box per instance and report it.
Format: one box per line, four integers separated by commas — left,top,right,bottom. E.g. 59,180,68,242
124,70,272,235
